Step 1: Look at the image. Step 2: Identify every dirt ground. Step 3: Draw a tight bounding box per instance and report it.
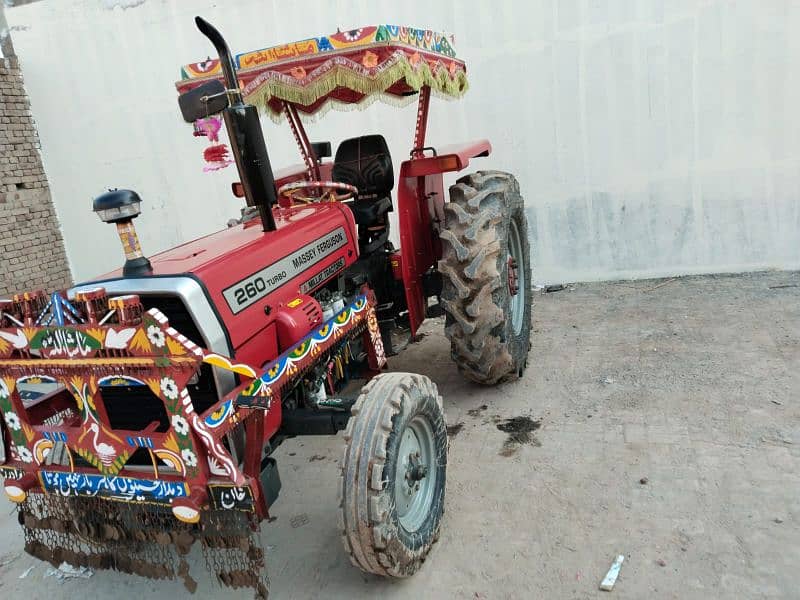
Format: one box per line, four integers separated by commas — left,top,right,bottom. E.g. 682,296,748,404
1,271,798,599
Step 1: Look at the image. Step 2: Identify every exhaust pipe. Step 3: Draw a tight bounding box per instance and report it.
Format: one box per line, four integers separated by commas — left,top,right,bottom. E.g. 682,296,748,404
194,17,277,232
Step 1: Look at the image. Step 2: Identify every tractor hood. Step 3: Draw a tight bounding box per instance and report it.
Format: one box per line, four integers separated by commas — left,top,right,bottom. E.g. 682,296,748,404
83,202,358,353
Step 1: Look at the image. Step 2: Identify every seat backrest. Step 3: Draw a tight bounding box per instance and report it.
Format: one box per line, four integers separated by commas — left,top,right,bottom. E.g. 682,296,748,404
332,135,394,199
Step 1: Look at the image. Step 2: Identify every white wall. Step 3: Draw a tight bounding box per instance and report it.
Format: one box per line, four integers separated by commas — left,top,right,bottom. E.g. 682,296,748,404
6,0,800,284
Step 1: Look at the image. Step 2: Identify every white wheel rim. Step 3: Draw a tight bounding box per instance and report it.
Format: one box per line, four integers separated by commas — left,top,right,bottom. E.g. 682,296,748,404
394,415,437,532
508,218,526,334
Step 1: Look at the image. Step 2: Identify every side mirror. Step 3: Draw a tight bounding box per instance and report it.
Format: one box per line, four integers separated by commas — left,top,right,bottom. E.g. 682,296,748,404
311,141,332,160
178,79,229,123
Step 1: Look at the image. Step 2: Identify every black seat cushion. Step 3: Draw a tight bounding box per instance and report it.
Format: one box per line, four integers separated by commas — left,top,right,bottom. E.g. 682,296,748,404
332,135,394,199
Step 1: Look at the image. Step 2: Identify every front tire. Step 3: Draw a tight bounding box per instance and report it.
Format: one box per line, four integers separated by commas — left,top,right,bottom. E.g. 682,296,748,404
339,372,447,577
439,171,532,384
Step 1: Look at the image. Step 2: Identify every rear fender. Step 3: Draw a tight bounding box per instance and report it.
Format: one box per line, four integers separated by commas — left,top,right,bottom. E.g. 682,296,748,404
397,139,492,335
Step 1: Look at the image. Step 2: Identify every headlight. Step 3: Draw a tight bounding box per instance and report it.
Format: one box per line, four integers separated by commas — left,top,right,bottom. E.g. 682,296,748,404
94,201,141,223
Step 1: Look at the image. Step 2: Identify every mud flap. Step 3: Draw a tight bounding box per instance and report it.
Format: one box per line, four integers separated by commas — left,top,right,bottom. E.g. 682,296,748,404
259,457,281,508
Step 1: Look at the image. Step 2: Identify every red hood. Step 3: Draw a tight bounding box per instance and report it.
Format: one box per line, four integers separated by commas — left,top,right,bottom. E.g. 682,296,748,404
87,202,359,355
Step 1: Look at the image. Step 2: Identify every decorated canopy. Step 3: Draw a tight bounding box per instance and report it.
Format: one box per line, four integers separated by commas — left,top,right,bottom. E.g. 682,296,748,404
176,25,468,120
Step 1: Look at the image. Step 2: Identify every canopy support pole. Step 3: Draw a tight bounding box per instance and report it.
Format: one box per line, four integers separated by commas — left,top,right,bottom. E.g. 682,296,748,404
283,102,320,181
411,85,431,158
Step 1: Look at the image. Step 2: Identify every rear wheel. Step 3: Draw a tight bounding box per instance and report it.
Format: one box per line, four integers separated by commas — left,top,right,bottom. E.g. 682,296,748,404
439,171,532,384
339,373,447,577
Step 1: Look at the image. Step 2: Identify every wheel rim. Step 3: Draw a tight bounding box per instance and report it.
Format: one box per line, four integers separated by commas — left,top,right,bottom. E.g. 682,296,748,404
394,415,437,532
508,218,526,334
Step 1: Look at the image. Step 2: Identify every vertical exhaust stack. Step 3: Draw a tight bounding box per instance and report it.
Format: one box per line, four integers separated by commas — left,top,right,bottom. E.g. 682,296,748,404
93,188,153,276
194,17,277,232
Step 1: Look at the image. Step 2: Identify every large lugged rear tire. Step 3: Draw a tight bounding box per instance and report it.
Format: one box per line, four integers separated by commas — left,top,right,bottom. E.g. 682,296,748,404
439,171,532,385
339,372,447,578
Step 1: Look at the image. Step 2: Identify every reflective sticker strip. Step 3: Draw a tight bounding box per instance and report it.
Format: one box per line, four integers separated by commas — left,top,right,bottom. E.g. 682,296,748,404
300,256,346,294
223,227,347,314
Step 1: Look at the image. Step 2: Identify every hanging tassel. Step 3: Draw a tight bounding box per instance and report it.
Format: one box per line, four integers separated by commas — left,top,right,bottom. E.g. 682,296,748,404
193,117,230,172
203,144,233,172
193,117,223,141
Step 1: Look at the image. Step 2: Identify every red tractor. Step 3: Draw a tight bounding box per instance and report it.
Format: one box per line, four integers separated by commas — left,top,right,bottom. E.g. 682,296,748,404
0,18,531,596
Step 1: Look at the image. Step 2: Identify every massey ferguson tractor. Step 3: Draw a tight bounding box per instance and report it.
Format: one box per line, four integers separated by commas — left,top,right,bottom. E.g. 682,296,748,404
0,17,531,597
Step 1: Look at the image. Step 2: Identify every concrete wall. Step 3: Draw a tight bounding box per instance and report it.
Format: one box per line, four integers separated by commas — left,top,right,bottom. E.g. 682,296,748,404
5,0,800,284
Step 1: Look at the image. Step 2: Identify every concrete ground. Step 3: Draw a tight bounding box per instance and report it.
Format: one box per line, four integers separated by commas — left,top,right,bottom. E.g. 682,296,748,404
1,271,798,599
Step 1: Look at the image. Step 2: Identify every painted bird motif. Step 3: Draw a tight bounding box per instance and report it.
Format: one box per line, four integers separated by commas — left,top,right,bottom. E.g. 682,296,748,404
88,422,117,466
0,328,28,349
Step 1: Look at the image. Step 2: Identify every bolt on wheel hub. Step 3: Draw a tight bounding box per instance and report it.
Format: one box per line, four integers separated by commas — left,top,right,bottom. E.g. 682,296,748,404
394,416,437,532
404,451,428,491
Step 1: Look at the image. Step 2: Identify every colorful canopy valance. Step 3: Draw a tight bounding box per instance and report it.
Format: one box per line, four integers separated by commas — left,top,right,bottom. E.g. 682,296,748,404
176,25,469,120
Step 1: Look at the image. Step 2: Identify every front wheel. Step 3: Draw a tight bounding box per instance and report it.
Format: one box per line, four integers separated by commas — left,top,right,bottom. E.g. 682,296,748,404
439,170,533,384
339,372,447,577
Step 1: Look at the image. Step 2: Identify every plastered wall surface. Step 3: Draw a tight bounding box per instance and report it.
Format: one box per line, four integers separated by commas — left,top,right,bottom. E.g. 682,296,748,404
6,0,800,284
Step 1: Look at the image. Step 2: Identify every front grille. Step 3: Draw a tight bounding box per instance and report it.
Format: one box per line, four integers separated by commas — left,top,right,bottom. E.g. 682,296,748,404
102,295,219,433
140,296,205,346
102,384,171,432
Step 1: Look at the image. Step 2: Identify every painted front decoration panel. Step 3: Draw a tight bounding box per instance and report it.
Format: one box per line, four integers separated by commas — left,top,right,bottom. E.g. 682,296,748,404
0,290,239,503
1,289,385,506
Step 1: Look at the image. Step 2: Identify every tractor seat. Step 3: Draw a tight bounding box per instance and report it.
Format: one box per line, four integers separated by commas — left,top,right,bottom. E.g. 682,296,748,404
332,135,394,228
